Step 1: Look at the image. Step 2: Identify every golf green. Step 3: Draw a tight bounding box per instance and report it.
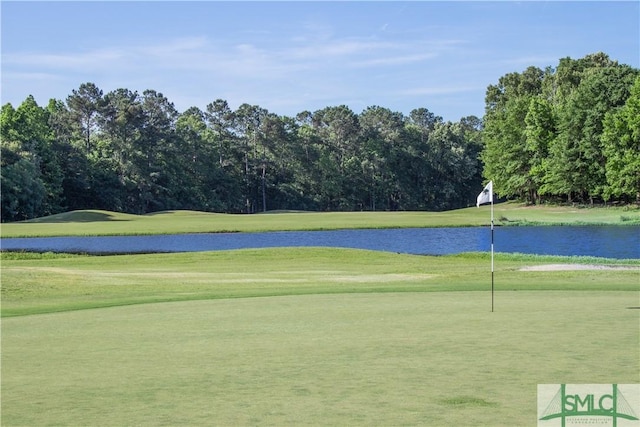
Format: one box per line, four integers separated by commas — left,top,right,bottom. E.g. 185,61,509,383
2,291,638,426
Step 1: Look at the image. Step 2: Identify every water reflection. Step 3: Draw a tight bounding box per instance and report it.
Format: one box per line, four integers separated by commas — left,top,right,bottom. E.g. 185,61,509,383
1,226,638,259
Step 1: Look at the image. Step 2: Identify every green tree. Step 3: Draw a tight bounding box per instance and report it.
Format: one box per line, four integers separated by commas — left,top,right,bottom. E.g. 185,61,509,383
1,97,64,217
312,105,361,210
359,106,406,210
174,107,208,209
258,113,303,211
602,76,640,202
47,98,92,210
482,96,533,201
234,104,268,213
524,96,555,203
66,82,104,154
205,99,235,167
97,88,144,212
545,64,638,203
552,52,617,103
1,156,47,221
293,111,323,210
175,106,238,211
482,67,544,201
136,90,179,212
425,121,481,210
456,115,484,206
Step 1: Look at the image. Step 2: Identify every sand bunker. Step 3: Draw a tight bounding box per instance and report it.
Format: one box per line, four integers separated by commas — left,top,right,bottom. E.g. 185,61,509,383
520,264,640,271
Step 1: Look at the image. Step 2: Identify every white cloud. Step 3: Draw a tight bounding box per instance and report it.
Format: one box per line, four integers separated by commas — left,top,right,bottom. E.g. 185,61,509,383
1,71,63,81
144,36,209,56
1,28,480,117
395,85,483,97
350,53,437,68
2,29,469,89
497,55,563,68
288,39,395,60
3,48,126,71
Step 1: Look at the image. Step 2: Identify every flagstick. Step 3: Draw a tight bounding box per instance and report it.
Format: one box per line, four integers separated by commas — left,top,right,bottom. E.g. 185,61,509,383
476,181,495,312
490,198,494,312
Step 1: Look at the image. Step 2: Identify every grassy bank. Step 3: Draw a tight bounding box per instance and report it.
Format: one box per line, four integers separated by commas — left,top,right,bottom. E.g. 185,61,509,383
2,202,639,237
2,248,638,317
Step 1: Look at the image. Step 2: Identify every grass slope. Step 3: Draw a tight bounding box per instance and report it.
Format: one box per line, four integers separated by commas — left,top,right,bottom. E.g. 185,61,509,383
2,248,638,317
2,202,639,237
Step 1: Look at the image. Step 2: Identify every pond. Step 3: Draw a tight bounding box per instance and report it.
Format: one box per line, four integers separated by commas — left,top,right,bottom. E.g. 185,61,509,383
1,226,638,259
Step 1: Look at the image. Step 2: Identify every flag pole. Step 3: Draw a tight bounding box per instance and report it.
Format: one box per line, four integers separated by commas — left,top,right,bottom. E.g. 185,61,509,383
476,181,494,312
491,196,494,313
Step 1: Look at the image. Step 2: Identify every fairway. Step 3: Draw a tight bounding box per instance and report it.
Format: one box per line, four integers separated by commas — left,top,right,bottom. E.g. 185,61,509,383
2,248,639,426
2,291,638,426
2,202,639,237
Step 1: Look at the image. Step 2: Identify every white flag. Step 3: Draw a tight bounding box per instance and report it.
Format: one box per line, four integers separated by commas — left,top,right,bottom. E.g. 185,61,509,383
476,181,493,207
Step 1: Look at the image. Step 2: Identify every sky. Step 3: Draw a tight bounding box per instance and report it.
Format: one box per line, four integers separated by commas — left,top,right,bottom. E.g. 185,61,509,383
1,1,639,122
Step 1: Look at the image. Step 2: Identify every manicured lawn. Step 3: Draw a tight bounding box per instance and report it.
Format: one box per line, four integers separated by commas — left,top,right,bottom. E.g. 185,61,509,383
2,249,638,317
1,238,638,425
2,202,639,237
2,290,638,426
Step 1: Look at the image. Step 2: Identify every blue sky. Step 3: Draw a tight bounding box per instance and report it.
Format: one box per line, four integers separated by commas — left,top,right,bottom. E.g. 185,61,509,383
2,1,639,121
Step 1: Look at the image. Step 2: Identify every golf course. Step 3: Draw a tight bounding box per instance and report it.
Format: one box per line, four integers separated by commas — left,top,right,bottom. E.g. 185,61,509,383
2,203,639,426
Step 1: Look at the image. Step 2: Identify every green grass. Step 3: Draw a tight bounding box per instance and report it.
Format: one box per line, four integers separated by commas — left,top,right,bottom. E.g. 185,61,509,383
2,291,638,426
1,246,639,425
2,249,638,317
2,202,639,237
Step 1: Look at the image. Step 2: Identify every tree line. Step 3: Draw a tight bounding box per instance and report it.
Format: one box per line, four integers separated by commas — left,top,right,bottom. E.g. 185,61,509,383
482,52,640,205
1,87,483,221
1,52,638,222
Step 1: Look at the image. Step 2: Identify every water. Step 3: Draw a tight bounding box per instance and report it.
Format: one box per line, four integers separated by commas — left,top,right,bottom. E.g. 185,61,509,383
1,226,638,259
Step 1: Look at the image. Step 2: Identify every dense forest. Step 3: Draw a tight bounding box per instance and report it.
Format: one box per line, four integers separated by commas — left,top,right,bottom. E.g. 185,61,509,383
1,52,638,222
483,52,639,205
